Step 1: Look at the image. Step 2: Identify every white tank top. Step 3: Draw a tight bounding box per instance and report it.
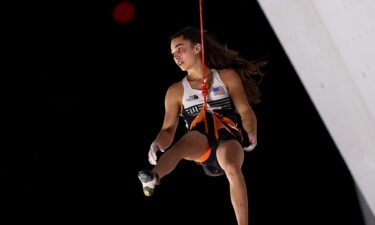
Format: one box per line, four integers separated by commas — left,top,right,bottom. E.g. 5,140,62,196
181,69,234,123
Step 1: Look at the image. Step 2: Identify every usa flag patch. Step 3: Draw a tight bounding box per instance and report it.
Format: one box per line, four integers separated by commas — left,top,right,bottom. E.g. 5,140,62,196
212,86,225,95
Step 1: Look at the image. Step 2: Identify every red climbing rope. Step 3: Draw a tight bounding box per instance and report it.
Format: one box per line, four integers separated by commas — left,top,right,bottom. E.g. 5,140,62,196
199,0,208,109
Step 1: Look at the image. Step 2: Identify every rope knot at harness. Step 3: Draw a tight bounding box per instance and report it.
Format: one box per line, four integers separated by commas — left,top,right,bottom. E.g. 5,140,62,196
201,78,209,99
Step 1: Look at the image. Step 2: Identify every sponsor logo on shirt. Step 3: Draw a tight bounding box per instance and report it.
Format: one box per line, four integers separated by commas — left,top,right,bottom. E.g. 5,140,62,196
186,95,199,101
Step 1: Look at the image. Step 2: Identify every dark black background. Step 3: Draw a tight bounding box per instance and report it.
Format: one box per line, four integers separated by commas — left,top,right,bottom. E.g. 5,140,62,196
3,1,364,224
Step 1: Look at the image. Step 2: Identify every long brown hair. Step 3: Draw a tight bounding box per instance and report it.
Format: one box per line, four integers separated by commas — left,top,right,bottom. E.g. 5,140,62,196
171,26,267,104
